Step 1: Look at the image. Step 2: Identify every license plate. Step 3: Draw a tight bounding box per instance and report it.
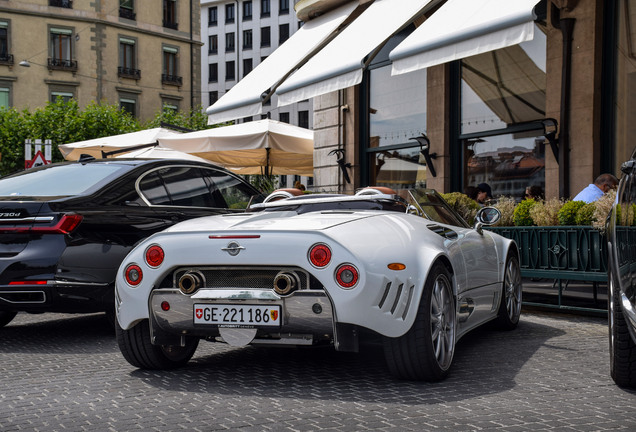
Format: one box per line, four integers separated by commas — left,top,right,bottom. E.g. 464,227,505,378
193,304,281,327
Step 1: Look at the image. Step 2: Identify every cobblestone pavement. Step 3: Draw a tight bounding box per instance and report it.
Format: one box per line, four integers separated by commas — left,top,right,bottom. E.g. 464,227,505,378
1,309,635,432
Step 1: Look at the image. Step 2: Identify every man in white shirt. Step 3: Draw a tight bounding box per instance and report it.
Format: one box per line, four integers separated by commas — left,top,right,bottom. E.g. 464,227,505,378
572,173,619,203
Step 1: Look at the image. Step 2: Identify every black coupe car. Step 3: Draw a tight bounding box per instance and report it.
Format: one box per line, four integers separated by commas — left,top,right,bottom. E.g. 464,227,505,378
607,147,636,387
0,158,261,327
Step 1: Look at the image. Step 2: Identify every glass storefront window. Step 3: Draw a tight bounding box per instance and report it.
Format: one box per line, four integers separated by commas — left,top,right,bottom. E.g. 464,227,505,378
368,146,428,189
461,25,546,135
613,0,636,172
366,64,428,189
369,64,426,148
463,131,545,201
460,23,546,199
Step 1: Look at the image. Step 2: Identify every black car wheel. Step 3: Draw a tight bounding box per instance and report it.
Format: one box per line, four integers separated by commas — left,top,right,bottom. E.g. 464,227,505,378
383,261,456,381
116,319,199,370
0,311,17,328
609,272,636,387
495,253,522,330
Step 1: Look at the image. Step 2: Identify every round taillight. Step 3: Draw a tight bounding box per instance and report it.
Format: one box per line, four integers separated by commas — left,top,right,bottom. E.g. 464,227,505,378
308,243,331,268
145,245,164,268
335,264,358,289
161,301,170,311
124,264,143,286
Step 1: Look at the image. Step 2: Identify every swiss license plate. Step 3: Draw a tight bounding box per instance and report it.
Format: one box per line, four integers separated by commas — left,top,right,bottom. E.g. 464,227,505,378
193,304,281,327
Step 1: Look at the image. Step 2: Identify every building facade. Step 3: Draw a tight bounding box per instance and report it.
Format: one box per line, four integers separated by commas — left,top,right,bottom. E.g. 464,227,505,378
304,0,635,199
0,0,201,121
207,0,632,200
201,0,313,188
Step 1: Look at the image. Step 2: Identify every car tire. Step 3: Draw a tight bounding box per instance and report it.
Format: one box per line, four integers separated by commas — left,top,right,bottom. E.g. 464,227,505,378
383,261,456,381
116,319,199,370
0,311,17,328
495,253,522,330
609,272,636,387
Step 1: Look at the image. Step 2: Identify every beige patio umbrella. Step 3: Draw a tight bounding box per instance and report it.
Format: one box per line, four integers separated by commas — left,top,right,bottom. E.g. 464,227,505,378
58,128,181,160
114,146,214,164
157,119,314,176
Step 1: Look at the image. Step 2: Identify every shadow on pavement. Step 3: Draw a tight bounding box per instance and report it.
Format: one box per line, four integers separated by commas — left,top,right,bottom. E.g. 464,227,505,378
129,315,564,405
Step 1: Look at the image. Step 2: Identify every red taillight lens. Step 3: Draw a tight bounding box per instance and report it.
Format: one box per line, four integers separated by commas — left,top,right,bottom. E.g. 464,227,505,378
335,264,359,288
9,280,48,285
308,243,331,268
145,245,164,268
52,214,83,234
0,214,83,234
124,264,143,286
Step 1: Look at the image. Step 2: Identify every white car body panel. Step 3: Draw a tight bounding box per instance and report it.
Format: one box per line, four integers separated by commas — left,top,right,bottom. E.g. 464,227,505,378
116,207,512,340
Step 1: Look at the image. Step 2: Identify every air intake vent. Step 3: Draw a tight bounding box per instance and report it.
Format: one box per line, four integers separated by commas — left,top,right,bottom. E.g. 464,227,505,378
376,277,415,320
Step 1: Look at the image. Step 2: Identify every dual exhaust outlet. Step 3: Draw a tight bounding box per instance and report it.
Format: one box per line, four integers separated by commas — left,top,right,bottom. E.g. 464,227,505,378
177,270,301,296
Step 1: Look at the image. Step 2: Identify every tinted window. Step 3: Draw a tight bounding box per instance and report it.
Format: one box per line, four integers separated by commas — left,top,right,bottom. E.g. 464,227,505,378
154,167,215,207
138,170,171,205
0,163,127,197
202,168,255,209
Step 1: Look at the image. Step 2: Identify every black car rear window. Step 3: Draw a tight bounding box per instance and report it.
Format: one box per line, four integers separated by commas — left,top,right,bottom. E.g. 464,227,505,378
0,164,128,197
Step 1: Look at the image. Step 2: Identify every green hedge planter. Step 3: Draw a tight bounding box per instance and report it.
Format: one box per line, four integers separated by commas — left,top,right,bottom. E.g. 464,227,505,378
486,226,608,314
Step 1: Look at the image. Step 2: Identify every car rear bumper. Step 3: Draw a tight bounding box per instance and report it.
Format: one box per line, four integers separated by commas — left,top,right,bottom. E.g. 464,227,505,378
0,281,112,313
148,288,335,346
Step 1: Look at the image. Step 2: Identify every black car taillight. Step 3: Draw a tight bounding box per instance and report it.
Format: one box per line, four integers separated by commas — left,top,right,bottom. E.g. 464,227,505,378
0,214,83,235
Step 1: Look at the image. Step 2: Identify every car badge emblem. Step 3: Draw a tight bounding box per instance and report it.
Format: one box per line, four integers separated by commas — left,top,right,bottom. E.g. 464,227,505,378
222,241,245,256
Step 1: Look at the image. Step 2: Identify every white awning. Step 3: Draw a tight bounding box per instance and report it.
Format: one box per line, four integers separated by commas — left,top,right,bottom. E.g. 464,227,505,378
390,0,541,76
205,2,357,125
275,0,433,107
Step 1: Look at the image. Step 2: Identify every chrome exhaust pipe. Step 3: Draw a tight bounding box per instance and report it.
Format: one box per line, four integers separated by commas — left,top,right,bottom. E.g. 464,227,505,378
273,271,300,296
178,271,205,294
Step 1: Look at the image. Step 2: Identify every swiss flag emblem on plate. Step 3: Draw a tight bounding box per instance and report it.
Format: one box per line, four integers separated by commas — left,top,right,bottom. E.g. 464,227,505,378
195,309,203,319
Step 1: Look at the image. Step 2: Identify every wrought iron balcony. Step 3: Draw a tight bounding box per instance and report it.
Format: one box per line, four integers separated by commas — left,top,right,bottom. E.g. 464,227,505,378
47,58,78,72
0,54,14,66
118,67,141,80
119,7,136,20
49,0,73,8
162,74,183,86
163,20,178,30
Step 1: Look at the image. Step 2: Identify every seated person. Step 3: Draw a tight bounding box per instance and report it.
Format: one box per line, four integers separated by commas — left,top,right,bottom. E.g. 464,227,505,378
573,173,618,203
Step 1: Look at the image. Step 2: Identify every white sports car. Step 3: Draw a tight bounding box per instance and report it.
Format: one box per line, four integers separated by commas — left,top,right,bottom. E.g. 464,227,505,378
115,187,522,381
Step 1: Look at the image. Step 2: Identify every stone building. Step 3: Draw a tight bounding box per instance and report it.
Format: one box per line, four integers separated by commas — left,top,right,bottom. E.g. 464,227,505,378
205,0,635,199
0,0,201,121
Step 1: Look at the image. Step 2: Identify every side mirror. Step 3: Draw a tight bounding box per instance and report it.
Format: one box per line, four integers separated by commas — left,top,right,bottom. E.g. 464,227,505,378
473,207,501,234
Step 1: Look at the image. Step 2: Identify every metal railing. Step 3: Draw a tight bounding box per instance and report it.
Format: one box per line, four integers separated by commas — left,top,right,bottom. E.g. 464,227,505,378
487,226,608,314
47,58,78,72
163,20,178,30
49,0,72,8
0,54,14,66
118,67,141,80
162,74,182,86
119,7,136,20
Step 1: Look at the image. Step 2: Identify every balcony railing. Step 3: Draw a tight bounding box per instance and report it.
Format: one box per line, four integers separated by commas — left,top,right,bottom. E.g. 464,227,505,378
47,58,78,72
119,7,136,20
49,0,73,8
163,20,178,30
162,74,183,86
118,67,141,80
0,54,14,66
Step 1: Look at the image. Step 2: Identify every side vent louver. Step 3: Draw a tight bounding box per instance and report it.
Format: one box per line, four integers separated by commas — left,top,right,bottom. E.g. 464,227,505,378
376,277,415,320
